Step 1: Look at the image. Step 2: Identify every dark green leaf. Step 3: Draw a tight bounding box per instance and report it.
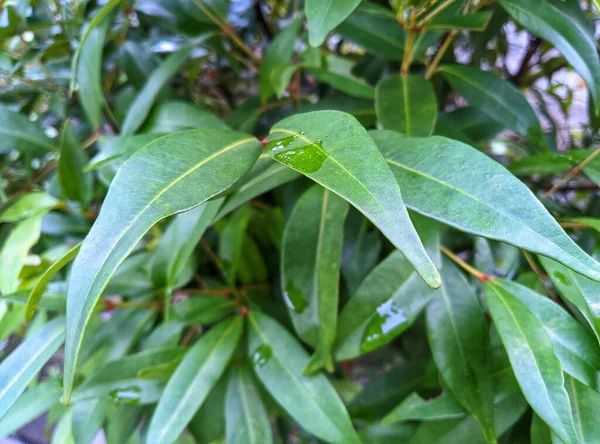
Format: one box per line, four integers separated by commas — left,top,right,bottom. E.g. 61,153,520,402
141,101,230,134
219,205,252,287
382,392,466,424
306,0,361,47
306,67,375,99
0,107,56,154
171,296,235,325
58,121,93,205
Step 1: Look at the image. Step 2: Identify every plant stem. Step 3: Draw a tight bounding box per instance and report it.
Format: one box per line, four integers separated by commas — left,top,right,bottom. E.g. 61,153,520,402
401,31,417,75
425,30,456,79
441,245,491,281
543,149,600,198
522,251,558,302
417,0,456,27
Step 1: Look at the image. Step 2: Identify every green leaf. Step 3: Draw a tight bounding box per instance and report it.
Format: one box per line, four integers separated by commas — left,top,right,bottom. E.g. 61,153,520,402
337,3,405,60
146,317,243,444
539,256,600,343
141,101,230,134
382,392,466,424
219,205,252,287
121,46,192,135
72,398,109,444
76,17,109,129
171,296,235,325
335,214,440,360
372,130,600,282
260,19,301,103
498,0,600,110
247,311,361,444
306,0,361,47
63,129,261,402
150,199,222,290
0,380,60,437
281,184,349,372
25,243,81,322
426,258,495,443
225,365,273,444
485,280,578,443
70,0,123,93
491,279,600,388
58,121,93,206
267,111,440,288
565,375,600,443
189,376,227,443
0,215,43,294
0,107,56,154
306,67,375,99
375,75,437,137
439,65,546,152
427,11,493,31
0,317,65,421
0,192,59,223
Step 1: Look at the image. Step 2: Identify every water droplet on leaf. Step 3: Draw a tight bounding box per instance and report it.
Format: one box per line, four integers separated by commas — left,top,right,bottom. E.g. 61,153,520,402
283,280,308,313
268,135,328,174
360,300,408,353
251,343,272,368
109,387,142,405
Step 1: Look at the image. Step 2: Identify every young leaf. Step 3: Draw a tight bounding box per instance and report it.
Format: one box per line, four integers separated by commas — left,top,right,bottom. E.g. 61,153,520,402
375,75,437,137
498,0,600,110
565,375,600,443
247,311,361,444
58,121,93,206
0,317,65,421
492,279,600,388
225,366,273,444
0,107,56,154
485,280,578,443
382,392,466,424
0,192,59,223
335,214,440,360
281,185,349,372
63,129,261,401
539,256,600,343
146,317,243,444
439,65,546,152
426,258,495,443
306,0,361,47
267,111,441,289
372,130,600,282
25,243,81,322
121,46,192,135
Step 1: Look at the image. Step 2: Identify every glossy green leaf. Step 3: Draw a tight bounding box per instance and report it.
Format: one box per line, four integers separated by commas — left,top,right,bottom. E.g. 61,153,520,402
25,243,81,322
0,192,59,223
150,199,222,290
0,215,43,294
376,75,437,137
306,0,361,47
372,130,600,282
268,111,440,288
498,0,600,110
485,280,578,443
76,17,108,129
63,129,261,401
492,279,600,388
58,121,93,205
0,316,65,421
565,375,600,443
141,101,230,134
225,365,273,444
146,317,243,444
539,256,600,342
306,67,375,99
440,65,546,152
0,107,56,154
247,311,361,443
426,258,495,443
260,19,301,103
427,11,493,31
335,214,440,360
282,184,348,372
121,46,192,135
382,392,466,424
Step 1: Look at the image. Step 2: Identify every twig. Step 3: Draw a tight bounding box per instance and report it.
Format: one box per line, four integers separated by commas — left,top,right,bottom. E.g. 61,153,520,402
522,251,558,302
543,149,600,198
441,245,491,282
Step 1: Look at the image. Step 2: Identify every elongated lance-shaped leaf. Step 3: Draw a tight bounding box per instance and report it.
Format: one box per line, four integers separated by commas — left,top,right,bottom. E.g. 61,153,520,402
26,243,81,322
498,0,600,110
485,280,578,443
0,108,56,155
219,205,252,287
121,46,192,135
439,65,546,152
426,258,495,443
382,391,466,424
247,311,361,444
539,256,600,343
375,75,437,137
0,192,58,223
372,130,600,282
0,317,65,421
225,365,273,444
335,213,440,360
58,121,93,206
63,129,261,402
146,317,243,444
267,111,440,288
492,279,600,388
281,185,348,373
565,375,600,443
306,0,361,47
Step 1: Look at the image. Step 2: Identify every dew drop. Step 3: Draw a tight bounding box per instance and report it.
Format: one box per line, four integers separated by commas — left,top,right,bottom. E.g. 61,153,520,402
109,387,142,405
360,300,408,353
251,344,272,368
283,280,308,313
